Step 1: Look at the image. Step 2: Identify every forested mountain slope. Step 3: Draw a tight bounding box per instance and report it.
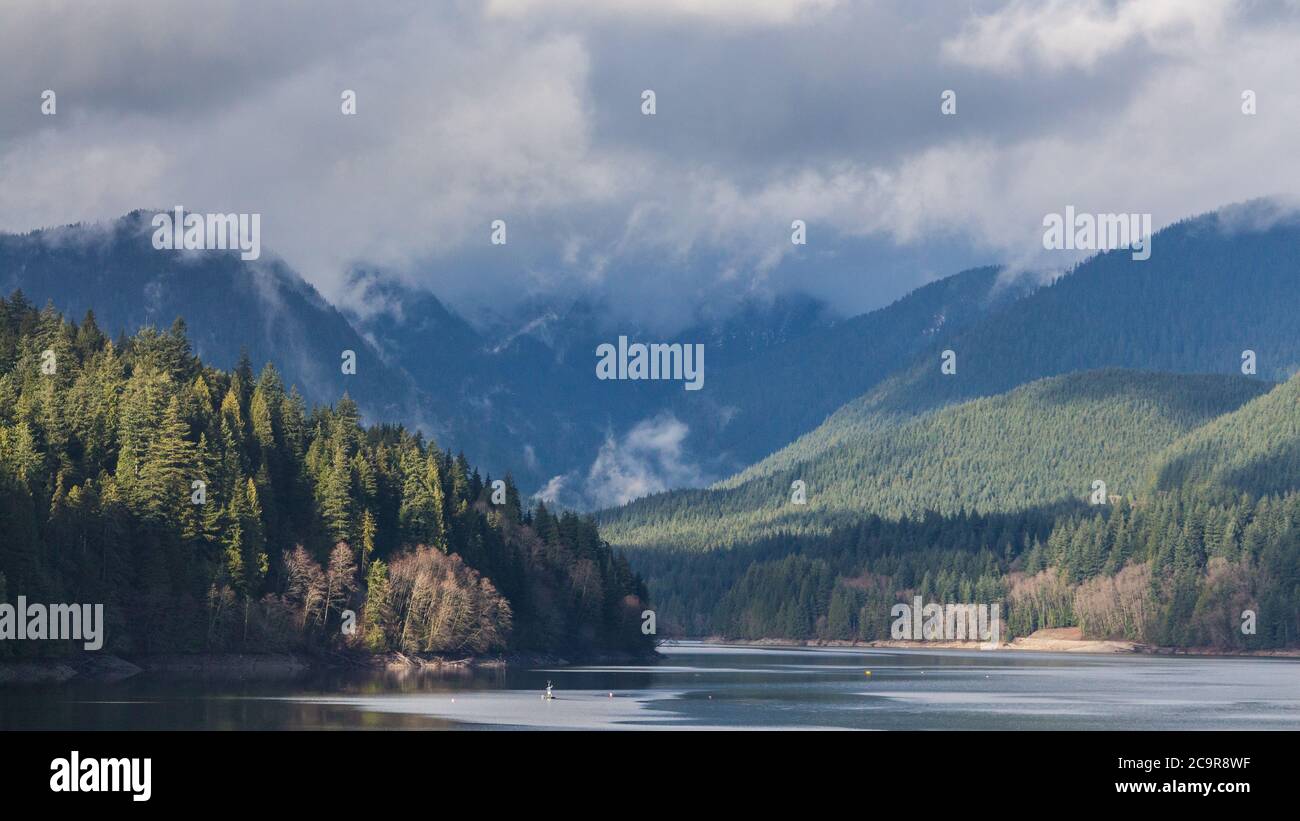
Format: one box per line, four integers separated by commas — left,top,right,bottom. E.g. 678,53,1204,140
1147,372,1300,498
0,213,419,423
601,370,1270,551
660,265,1029,473
635,483,1300,648
632,373,1300,648
0,295,653,658
868,203,1300,411
721,203,1300,490
602,202,1300,548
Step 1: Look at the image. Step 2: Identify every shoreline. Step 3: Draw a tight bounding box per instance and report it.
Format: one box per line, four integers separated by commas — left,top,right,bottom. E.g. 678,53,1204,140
689,628,1300,658
0,647,660,687
7,630,1296,686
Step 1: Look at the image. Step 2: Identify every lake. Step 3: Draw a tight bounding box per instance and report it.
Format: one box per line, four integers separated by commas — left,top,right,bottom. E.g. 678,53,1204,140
3,641,1298,730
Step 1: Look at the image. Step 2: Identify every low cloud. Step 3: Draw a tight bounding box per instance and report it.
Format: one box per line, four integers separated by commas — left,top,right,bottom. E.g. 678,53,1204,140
3,1,1300,326
486,0,840,26
533,474,569,506
583,414,709,508
941,0,1233,73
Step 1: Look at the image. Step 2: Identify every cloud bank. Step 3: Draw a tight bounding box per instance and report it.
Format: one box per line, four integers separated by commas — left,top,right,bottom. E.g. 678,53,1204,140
3,0,1300,326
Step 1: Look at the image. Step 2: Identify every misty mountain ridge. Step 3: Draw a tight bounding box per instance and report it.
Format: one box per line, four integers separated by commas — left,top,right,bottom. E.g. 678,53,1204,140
4,210,1007,507
600,200,1300,549
8,199,1298,519
0,211,421,424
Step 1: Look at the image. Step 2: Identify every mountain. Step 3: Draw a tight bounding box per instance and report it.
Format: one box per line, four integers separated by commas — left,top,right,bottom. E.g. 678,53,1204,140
0,212,419,423
600,369,1271,551
347,282,845,497
742,204,1300,484
622,372,1300,647
1,213,1025,503
600,201,1300,549
19,201,1297,518
352,265,1028,504
657,265,1028,476
860,201,1300,413
0,215,836,495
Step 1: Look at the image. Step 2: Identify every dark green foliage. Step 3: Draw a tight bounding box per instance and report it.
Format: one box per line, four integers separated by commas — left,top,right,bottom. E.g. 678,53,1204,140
602,369,1269,551
628,505,1057,639
635,487,1299,649
0,295,652,658
625,371,1300,650
1148,372,1300,497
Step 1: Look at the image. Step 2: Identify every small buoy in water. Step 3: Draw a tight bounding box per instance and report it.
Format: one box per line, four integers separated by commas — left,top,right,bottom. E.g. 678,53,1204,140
451,698,455,703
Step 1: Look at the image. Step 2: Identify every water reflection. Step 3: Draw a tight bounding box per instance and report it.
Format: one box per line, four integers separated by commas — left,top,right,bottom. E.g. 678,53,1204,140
2,642,1298,730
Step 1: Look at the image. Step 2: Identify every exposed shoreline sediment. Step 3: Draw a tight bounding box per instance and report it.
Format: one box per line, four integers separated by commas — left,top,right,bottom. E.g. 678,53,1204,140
692,628,1300,658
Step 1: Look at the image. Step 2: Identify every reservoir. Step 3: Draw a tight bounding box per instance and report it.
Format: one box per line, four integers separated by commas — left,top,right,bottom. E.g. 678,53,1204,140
3,642,1297,730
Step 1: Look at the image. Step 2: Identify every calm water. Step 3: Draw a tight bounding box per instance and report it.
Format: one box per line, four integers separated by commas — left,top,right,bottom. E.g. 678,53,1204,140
3,642,1298,730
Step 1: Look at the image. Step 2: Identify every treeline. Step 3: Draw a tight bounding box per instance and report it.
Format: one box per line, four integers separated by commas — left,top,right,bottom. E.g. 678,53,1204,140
0,292,652,658
1021,489,1300,646
634,488,1300,649
630,506,1058,638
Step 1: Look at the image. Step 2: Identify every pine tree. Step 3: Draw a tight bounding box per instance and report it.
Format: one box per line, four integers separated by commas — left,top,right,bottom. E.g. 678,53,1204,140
399,449,445,550
360,508,377,572
361,558,390,651
320,442,353,546
138,395,196,523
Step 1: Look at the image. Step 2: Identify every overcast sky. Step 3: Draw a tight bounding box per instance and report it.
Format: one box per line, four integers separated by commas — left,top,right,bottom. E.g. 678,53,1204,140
3,0,1299,327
